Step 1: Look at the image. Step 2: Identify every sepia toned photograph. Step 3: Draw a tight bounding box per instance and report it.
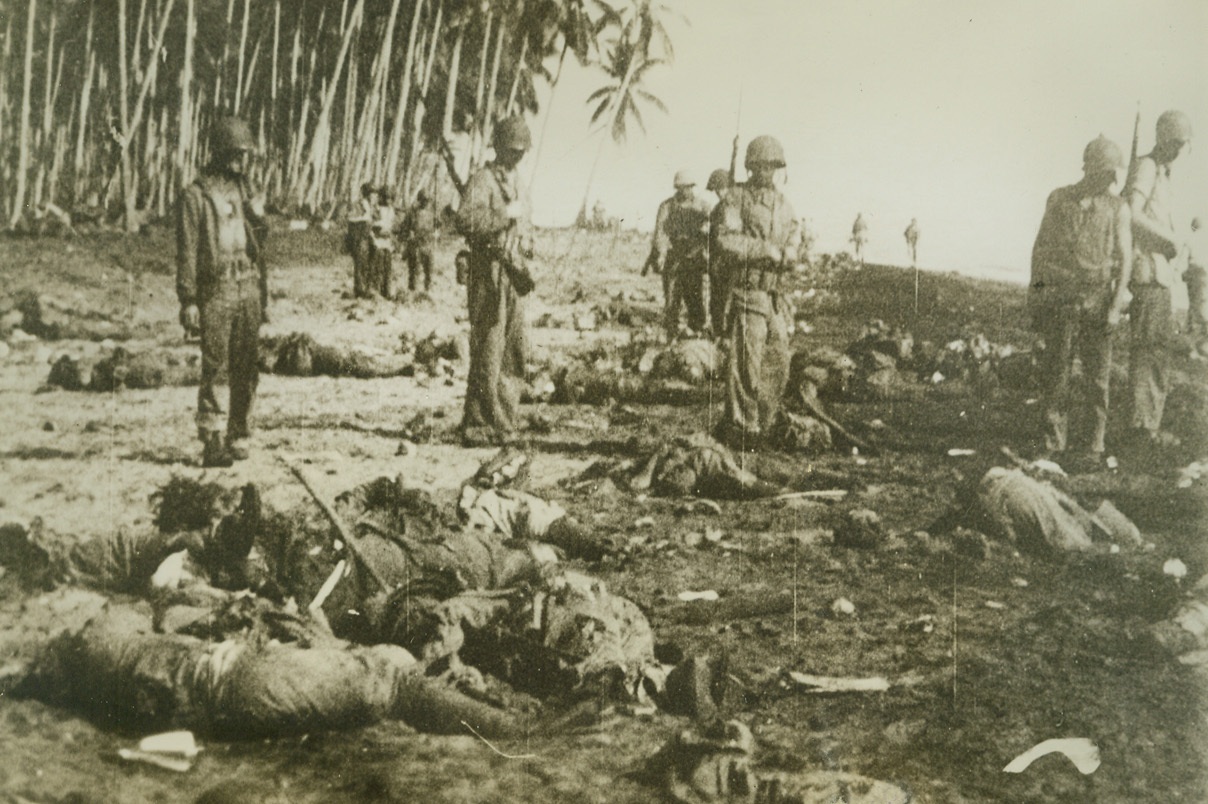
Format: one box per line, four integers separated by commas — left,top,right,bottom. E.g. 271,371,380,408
0,0,1205,801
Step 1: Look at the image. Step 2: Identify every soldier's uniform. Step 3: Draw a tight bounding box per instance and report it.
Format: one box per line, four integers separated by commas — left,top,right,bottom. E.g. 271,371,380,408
402,191,438,292
851,213,868,264
176,117,267,467
457,117,536,445
1183,219,1206,336
653,171,711,339
348,184,376,298
1127,110,1192,443
369,188,397,299
713,136,800,446
904,218,920,265
1029,136,1132,458
707,168,735,336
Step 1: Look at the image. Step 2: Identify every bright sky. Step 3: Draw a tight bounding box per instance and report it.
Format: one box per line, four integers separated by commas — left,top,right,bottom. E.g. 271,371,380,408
525,0,1208,282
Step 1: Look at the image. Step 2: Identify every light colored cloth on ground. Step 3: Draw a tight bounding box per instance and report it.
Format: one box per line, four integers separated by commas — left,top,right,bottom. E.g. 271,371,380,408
976,468,1096,553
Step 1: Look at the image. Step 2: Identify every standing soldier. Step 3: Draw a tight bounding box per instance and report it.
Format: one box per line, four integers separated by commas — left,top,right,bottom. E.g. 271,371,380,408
1029,135,1132,468
1183,217,1206,337
348,182,377,298
370,186,397,299
851,213,868,265
713,135,800,448
1126,109,1192,449
706,167,735,337
401,189,438,294
652,170,711,340
176,116,268,468
904,218,920,266
457,116,536,446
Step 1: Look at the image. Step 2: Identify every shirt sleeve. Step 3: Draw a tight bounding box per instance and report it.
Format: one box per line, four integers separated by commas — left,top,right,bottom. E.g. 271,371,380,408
1030,190,1064,288
176,186,203,306
652,200,672,258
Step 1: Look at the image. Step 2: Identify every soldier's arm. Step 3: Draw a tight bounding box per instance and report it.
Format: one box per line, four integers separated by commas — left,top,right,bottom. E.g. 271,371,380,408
176,187,203,307
457,170,509,238
652,200,672,260
1109,202,1133,322
779,199,801,266
1029,190,1063,289
1128,159,1178,256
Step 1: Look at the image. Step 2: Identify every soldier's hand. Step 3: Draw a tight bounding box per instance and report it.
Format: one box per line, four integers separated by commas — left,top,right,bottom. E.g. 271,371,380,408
764,243,785,264
180,304,200,336
1164,241,1180,261
504,201,525,220
1106,306,1123,328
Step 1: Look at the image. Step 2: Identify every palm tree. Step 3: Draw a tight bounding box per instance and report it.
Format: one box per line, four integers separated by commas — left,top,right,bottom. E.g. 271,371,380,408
574,0,678,226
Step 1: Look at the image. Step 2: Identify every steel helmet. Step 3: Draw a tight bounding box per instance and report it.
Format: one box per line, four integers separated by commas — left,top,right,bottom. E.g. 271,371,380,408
210,116,255,156
706,168,732,192
1156,110,1193,146
673,169,696,188
493,116,532,151
1082,134,1124,174
745,135,786,169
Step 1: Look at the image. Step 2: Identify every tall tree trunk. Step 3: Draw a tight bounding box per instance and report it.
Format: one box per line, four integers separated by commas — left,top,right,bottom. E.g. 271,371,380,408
480,10,506,154
403,0,443,197
9,0,36,227
470,10,491,167
383,0,423,186
441,23,464,139
176,0,196,197
234,0,250,113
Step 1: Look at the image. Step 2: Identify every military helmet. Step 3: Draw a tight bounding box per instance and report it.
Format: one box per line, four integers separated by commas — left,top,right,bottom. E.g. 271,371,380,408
673,169,696,188
493,116,532,151
745,135,786,169
210,117,255,156
706,168,732,192
1156,110,1193,146
361,182,377,197
378,186,394,203
1082,134,1124,174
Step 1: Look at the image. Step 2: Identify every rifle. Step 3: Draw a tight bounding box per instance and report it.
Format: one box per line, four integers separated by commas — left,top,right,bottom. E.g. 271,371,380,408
1124,103,1141,195
729,85,743,184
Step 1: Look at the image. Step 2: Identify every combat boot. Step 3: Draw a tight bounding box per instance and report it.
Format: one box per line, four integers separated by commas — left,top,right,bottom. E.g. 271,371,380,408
226,437,250,461
202,432,234,468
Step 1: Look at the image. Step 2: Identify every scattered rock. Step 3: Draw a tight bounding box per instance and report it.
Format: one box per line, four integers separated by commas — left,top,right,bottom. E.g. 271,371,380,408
834,508,884,549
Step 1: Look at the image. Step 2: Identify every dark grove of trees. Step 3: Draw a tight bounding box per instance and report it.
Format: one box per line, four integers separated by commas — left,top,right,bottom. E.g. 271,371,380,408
0,0,678,231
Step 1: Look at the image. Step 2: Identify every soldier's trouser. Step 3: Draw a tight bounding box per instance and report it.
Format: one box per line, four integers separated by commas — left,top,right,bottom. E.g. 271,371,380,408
463,257,527,438
408,246,434,291
198,277,261,441
1038,303,1111,454
371,248,394,298
1129,284,1174,434
709,265,729,336
725,288,789,437
352,237,372,298
664,253,707,338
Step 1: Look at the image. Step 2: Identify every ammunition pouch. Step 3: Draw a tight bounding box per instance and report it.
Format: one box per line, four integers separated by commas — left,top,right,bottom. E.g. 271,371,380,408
737,262,783,292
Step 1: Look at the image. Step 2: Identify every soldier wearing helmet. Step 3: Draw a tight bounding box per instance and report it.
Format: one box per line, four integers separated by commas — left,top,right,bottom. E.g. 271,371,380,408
176,116,268,467
850,213,869,266
401,188,438,294
651,169,712,339
455,115,536,445
1125,109,1193,449
1184,217,1206,337
1029,134,1133,467
904,218,920,266
368,186,398,299
712,135,800,448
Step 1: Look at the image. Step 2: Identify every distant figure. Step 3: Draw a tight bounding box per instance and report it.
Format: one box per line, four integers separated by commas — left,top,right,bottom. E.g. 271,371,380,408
592,199,608,231
1029,135,1132,466
370,186,397,299
456,116,536,446
706,168,735,336
851,213,868,265
348,182,377,298
175,117,268,467
713,136,800,448
401,189,437,293
1184,217,1206,336
652,170,711,339
904,218,920,266
1126,109,1193,449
